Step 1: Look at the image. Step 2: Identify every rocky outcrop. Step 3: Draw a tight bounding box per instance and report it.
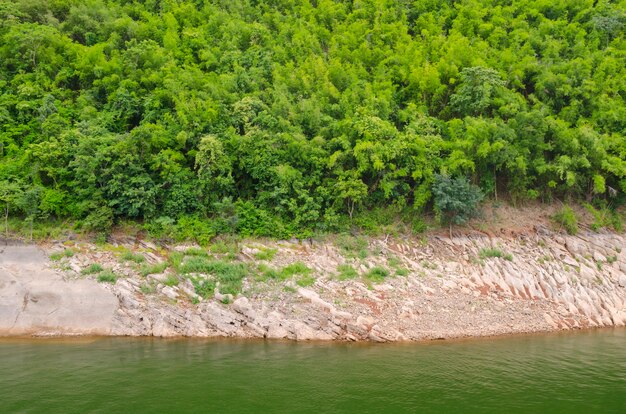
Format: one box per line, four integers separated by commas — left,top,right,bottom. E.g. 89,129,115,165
1,229,625,340
0,246,118,336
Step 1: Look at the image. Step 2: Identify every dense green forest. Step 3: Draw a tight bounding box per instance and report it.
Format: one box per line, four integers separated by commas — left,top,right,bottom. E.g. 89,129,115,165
0,0,625,239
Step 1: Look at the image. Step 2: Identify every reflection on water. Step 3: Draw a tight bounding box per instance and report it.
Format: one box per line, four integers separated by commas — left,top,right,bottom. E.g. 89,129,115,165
1,329,625,413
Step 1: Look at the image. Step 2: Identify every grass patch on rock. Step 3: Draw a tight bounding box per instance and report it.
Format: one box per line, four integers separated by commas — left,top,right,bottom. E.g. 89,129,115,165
180,258,248,295
139,262,169,277
296,274,316,287
190,278,216,298
552,205,578,235
140,283,157,295
335,234,369,259
50,249,74,261
97,269,117,283
479,248,513,261
279,262,312,279
336,264,359,280
395,268,409,276
163,274,180,287
254,247,277,261
184,247,209,257
120,250,145,263
364,266,390,282
81,263,104,275
255,263,281,281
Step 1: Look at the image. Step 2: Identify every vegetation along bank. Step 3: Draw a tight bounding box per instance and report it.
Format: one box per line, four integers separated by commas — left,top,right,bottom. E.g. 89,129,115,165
1,206,625,340
1,0,625,241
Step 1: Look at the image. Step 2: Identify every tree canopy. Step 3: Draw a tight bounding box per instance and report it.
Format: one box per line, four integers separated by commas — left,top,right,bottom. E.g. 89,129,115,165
0,0,624,237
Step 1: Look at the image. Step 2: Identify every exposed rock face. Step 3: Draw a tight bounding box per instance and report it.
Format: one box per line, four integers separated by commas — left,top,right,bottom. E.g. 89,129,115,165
0,246,118,336
1,230,625,341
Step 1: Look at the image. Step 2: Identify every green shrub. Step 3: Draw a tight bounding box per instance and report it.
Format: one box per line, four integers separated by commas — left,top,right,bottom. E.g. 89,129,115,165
97,270,117,283
173,215,215,246
144,216,176,240
352,207,398,236
584,203,623,232
81,207,114,233
365,266,390,282
553,206,578,235
81,263,104,275
411,218,428,234
336,264,359,280
432,174,483,227
235,201,289,238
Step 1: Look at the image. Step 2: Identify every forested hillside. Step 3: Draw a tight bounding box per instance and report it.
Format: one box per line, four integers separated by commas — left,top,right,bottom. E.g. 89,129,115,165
0,0,624,239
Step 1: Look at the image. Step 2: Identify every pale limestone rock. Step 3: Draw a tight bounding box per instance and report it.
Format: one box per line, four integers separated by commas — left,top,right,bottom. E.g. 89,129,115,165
3,231,626,342
442,280,457,291
214,290,233,303
267,323,290,339
148,273,169,283
372,283,394,292
178,279,199,300
593,251,607,263
543,312,558,328
293,321,332,341
161,286,178,300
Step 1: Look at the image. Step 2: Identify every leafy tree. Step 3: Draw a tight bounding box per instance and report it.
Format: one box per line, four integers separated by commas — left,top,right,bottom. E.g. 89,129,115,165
432,174,483,236
450,67,505,117
16,185,41,240
334,171,368,220
0,180,22,236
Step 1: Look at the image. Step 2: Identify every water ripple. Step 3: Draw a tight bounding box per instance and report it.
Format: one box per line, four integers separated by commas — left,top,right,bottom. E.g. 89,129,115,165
1,329,625,413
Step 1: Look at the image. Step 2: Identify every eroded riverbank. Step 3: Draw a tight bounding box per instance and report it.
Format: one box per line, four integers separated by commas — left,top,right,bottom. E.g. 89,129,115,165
1,225,625,341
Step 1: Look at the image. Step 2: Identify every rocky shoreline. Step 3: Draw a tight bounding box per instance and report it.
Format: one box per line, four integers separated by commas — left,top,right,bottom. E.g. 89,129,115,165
1,228,625,341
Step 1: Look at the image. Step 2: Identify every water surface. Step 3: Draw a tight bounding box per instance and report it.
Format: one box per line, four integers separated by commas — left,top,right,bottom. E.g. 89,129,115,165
1,329,625,413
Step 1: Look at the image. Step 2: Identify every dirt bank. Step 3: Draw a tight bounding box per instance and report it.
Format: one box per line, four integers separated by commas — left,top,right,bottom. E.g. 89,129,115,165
1,225,625,341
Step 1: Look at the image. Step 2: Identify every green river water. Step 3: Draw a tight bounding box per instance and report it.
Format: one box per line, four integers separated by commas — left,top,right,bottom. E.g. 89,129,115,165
1,329,624,413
